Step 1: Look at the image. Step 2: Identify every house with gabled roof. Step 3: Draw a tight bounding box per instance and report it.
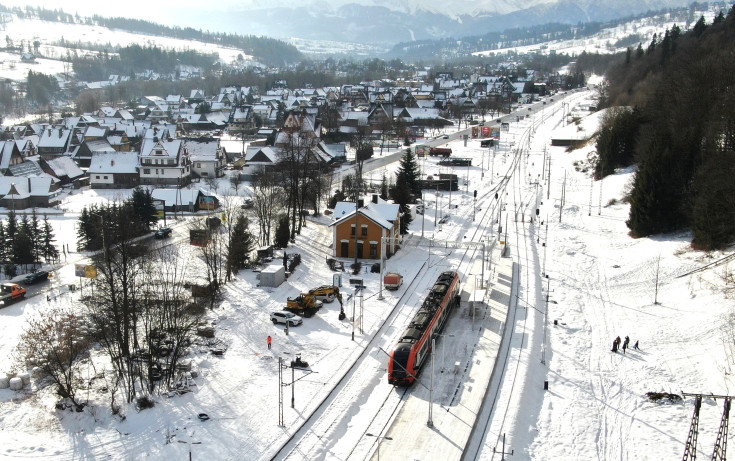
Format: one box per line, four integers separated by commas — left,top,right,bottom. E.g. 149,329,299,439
329,194,401,259
0,175,60,209
40,156,85,187
138,137,190,186
0,140,24,174
186,138,226,178
37,127,73,159
73,138,116,168
88,151,140,189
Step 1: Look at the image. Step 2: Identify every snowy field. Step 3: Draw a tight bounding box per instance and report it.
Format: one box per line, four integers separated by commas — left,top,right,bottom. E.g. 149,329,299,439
1,91,734,460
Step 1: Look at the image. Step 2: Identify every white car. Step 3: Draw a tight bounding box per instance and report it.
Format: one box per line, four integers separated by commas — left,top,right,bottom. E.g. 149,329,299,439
270,311,303,326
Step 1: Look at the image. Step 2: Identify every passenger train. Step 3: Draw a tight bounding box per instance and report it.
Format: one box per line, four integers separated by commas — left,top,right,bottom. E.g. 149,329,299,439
387,271,461,386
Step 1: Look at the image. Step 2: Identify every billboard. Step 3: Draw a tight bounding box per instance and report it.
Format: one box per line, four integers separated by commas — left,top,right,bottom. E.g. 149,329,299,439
75,264,97,279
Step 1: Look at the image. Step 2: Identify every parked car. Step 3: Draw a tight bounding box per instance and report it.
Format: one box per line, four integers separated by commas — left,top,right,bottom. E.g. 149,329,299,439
241,198,254,209
442,134,449,139
154,227,172,239
270,311,303,326
24,270,49,285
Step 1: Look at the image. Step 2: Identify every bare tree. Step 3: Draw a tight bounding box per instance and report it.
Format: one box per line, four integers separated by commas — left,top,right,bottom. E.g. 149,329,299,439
252,169,286,247
190,218,226,308
14,306,91,409
139,244,202,392
85,207,149,404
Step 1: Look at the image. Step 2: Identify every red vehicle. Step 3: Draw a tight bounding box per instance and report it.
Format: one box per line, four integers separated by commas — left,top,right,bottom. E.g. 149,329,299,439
429,147,452,157
388,271,461,385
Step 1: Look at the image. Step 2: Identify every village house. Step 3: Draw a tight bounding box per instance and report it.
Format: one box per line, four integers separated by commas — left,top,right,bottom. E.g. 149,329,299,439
138,137,191,186
185,138,227,178
330,195,401,260
88,151,140,189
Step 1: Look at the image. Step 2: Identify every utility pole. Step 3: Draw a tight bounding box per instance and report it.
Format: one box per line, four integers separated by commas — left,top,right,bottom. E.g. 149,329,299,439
427,338,435,427
278,357,284,426
546,156,551,200
542,278,551,365
559,170,566,223
588,174,593,217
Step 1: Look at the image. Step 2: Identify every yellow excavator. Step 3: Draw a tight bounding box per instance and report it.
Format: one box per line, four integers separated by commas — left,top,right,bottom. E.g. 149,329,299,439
285,293,323,317
307,285,346,320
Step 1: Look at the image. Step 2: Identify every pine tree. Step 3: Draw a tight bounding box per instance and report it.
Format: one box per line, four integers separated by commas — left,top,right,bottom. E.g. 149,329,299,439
274,214,290,248
395,148,421,197
29,210,41,266
42,215,59,263
227,215,255,274
0,221,6,264
13,214,33,270
76,206,94,250
129,187,157,231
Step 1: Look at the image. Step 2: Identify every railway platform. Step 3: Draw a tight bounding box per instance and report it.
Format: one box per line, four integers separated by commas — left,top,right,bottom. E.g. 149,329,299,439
369,247,515,461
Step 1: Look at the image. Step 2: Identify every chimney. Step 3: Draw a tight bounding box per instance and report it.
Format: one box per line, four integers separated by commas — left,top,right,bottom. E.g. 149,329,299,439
27,176,31,192
372,194,378,204
357,199,364,208
58,128,63,137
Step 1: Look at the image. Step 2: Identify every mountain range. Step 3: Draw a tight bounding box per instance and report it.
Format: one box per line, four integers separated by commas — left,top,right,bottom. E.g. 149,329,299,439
189,0,695,45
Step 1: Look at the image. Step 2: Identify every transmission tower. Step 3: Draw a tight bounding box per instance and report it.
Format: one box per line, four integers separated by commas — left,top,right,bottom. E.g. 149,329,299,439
682,395,701,461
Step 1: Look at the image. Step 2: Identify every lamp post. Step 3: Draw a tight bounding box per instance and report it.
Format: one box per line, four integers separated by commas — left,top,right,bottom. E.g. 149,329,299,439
365,433,392,461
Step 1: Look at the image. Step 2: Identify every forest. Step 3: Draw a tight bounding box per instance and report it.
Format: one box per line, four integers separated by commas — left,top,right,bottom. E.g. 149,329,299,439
595,7,735,250
0,4,303,67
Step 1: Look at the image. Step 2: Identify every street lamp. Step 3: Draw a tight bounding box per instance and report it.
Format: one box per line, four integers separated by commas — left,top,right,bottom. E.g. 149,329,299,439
365,433,392,461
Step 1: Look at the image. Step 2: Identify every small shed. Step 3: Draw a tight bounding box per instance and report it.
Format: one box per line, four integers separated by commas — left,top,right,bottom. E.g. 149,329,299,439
259,265,285,288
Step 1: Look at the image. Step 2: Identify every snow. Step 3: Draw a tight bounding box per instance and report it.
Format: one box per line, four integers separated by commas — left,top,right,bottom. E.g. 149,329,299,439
0,89,733,460
0,16,258,83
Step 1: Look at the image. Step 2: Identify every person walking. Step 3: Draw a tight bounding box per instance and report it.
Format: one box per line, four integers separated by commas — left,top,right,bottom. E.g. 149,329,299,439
267,335,272,350
612,336,620,352
622,338,628,354
633,340,639,350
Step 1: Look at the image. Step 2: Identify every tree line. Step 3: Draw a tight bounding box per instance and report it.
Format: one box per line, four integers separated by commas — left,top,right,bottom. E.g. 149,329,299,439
596,7,735,250
0,210,58,277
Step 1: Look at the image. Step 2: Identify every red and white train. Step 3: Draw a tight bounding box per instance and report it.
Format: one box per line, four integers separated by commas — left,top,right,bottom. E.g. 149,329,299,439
387,271,461,386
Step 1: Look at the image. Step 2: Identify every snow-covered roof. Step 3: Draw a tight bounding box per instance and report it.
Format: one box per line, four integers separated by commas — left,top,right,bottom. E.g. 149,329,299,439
140,138,182,158
45,156,84,179
151,188,201,207
186,139,221,162
88,152,139,174
332,199,400,229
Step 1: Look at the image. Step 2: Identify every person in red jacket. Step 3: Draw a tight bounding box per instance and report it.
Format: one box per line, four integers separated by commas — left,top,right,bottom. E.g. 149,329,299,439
267,335,272,350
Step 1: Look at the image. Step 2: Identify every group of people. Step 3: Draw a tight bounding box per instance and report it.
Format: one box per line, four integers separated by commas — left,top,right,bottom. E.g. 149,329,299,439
612,335,639,354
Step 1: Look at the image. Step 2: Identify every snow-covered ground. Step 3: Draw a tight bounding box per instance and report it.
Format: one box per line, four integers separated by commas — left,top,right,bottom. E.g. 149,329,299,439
0,15,257,83
1,90,734,460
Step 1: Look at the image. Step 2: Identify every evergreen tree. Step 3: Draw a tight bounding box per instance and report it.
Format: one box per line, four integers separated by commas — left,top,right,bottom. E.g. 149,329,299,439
395,148,421,197
29,210,41,266
129,187,157,231
0,221,6,264
13,214,33,270
274,214,290,248
42,215,59,263
76,206,95,251
227,215,255,274
380,174,389,200
6,209,17,249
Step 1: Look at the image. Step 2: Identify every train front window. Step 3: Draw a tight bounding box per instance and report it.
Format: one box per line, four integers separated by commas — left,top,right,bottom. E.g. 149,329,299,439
393,350,410,377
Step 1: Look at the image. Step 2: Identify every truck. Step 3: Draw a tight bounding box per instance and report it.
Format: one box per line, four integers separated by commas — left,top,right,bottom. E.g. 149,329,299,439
429,147,452,157
0,283,26,304
383,273,403,291
285,293,324,317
